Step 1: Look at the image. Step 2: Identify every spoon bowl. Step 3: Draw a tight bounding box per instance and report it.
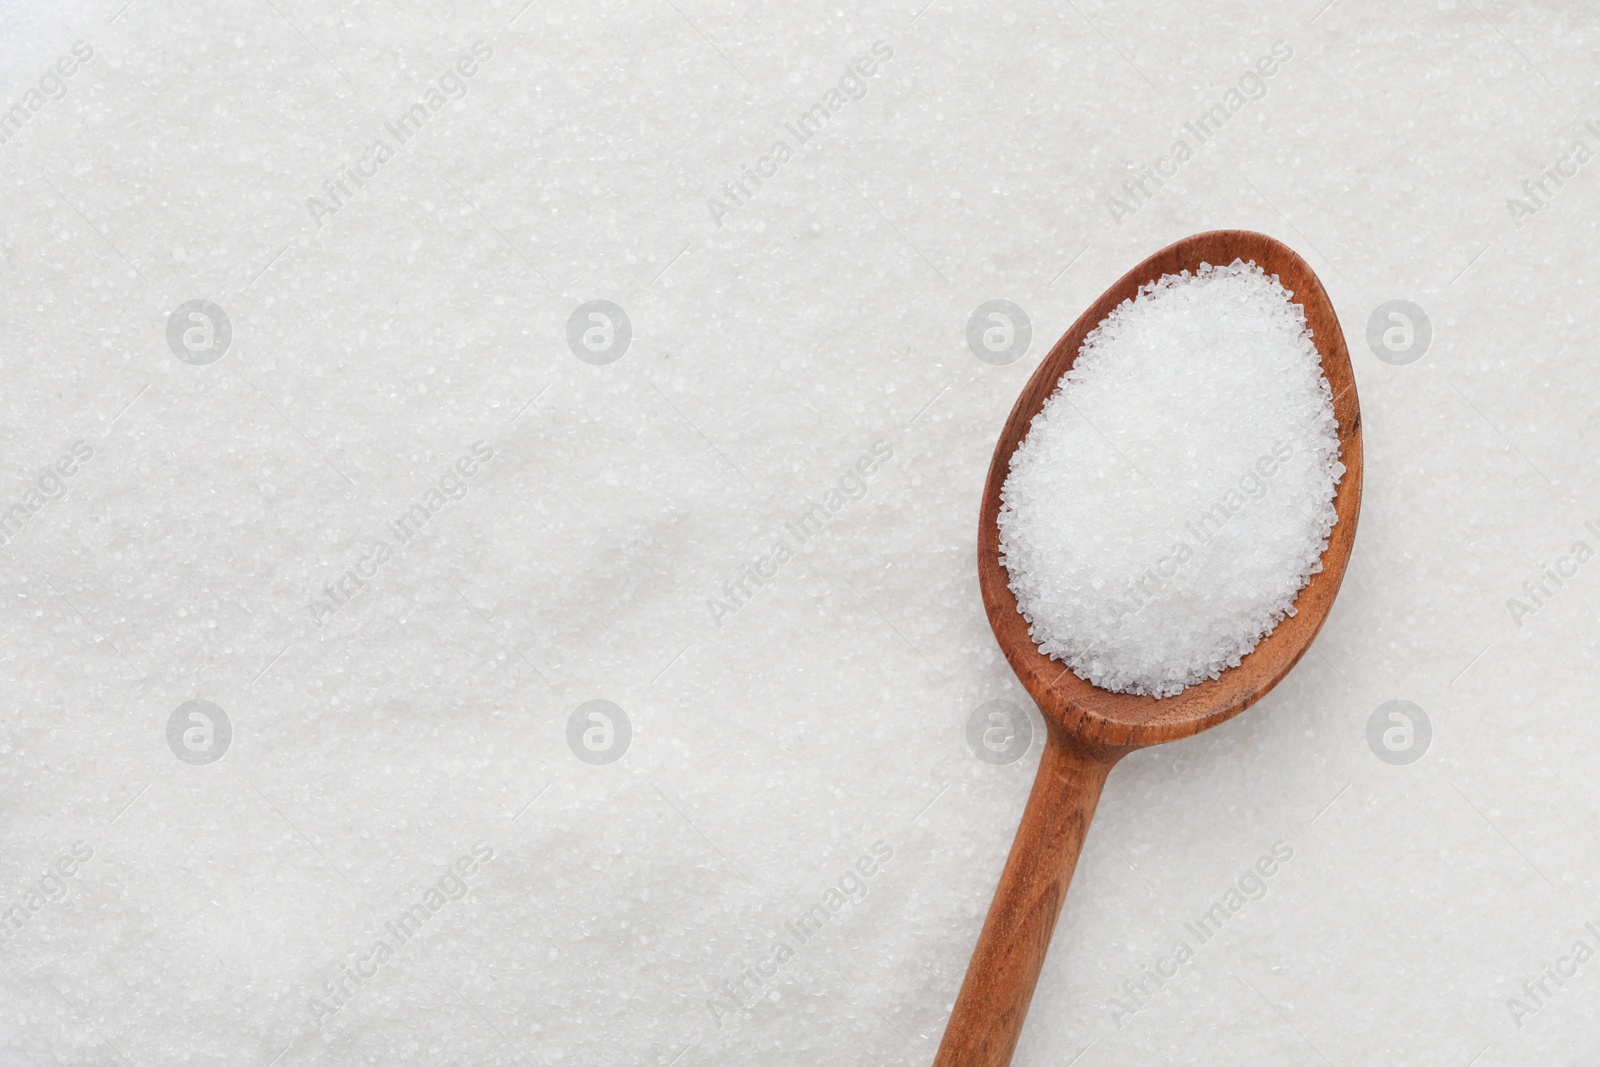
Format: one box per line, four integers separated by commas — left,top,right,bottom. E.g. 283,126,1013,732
935,230,1362,1066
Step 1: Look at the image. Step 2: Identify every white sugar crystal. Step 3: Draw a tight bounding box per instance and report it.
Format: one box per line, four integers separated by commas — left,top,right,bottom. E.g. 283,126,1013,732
4,3,1594,1063
998,260,1345,697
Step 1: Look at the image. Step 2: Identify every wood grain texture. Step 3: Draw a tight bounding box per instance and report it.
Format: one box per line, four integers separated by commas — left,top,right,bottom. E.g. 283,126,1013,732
937,230,1363,1066
931,730,1120,1067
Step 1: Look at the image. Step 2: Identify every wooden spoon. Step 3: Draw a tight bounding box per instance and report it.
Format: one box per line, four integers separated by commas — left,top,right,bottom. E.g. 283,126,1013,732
934,230,1362,1066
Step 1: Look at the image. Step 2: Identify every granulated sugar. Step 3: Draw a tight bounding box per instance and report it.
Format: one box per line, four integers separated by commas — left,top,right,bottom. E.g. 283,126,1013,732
998,261,1344,697
6,3,1594,1062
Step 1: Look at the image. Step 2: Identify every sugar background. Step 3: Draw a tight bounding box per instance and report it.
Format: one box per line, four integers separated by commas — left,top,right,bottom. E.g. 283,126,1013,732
1,1,1598,1065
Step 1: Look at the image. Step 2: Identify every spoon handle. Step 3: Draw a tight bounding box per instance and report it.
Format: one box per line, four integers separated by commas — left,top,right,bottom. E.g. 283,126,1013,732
934,730,1119,1067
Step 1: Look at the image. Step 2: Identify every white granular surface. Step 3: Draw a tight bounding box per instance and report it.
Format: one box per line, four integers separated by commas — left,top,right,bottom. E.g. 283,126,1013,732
999,262,1344,696
3,3,1600,1065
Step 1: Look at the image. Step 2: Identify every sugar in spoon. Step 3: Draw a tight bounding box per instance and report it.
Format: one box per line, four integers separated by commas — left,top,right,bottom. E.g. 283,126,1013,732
934,230,1363,1066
